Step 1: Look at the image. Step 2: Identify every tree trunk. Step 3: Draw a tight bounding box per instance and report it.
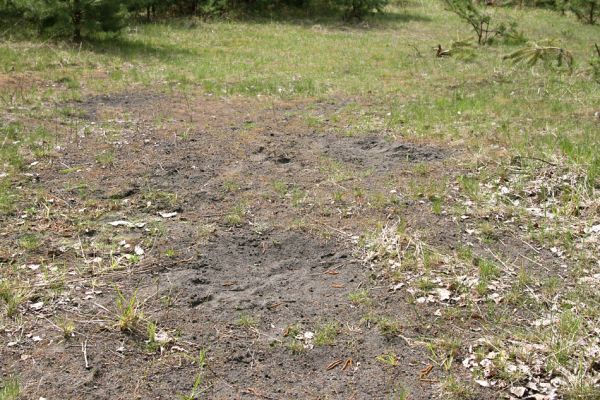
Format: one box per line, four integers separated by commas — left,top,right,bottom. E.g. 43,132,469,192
72,0,82,41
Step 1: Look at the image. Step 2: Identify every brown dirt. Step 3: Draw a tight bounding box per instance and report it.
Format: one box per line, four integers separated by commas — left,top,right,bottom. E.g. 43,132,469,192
0,91,558,399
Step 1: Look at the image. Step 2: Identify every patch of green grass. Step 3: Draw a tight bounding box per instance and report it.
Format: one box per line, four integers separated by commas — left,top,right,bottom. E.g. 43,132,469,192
0,376,20,400
456,245,473,262
314,321,339,346
458,175,480,200
18,234,40,251
389,385,410,400
564,384,600,400
146,321,160,352
558,309,582,338
290,187,307,207
13,124,52,152
164,248,176,258
477,258,501,282
431,196,443,215
417,277,436,292
375,352,398,367
197,223,217,241
286,339,304,354
56,75,80,89
0,179,16,215
427,337,461,371
283,324,304,353
284,323,302,338
377,317,400,338
479,221,497,242
0,123,25,172
142,190,180,210
272,180,288,197
56,317,76,339
348,289,371,306
441,376,476,400
332,190,344,204
236,314,258,329
115,289,142,332
225,203,246,226
95,150,116,167
223,179,240,193
180,349,208,400
64,182,89,199
0,280,25,318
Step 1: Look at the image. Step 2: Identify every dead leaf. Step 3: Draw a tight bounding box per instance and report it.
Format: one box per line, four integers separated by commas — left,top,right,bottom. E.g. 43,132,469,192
134,245,145,256
326,359,343,371
510,386,527,398
158,211,178,218
436,288,451,301
341,358,353,371
419,364,433,380
108,220,133,227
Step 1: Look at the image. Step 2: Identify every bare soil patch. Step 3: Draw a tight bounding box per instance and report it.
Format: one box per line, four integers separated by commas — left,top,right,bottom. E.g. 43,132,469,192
0,91,564,399
323,135,447,170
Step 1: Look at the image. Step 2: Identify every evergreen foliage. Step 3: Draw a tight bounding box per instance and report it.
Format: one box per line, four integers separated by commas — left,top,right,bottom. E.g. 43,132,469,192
14,0,127,40
504,40,574,70
334,0,389,19
568,0,599,24
442,0,524,45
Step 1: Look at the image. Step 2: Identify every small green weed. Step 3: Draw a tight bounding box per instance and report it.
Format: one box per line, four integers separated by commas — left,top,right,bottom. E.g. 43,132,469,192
0,376,20,400
95,150,116,167
377,317,400,338
236,314,258,329
225,204,245,226
441,376,476,399
0,281,25,318
115,289,142,332
18,234,40,251
348,289,371,306
314,321,339,346
376,352,398,366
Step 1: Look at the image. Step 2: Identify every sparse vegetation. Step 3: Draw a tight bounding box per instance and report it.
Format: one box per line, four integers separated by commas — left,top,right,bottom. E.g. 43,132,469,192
56,317,76,339
225,203,246,226
0,281,25,318
115,289,142,332
180,349,209,400
0,0,598,398
0,377,20,400
314,321,339,346
348,288,371,306
376,352,399,366
236,314,258,329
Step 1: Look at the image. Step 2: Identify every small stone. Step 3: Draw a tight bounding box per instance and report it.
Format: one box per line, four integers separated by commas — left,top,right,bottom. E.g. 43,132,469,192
509,386,527,398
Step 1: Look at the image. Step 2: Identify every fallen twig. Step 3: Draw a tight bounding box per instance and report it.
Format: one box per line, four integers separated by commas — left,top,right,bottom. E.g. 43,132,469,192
326,359,344,371
341,358,353,371
82,340,90,369
419,364,433,380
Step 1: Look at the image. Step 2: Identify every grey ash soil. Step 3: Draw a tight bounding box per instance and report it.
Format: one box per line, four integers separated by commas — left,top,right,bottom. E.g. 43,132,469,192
323,135,448,170
0,92,551,399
